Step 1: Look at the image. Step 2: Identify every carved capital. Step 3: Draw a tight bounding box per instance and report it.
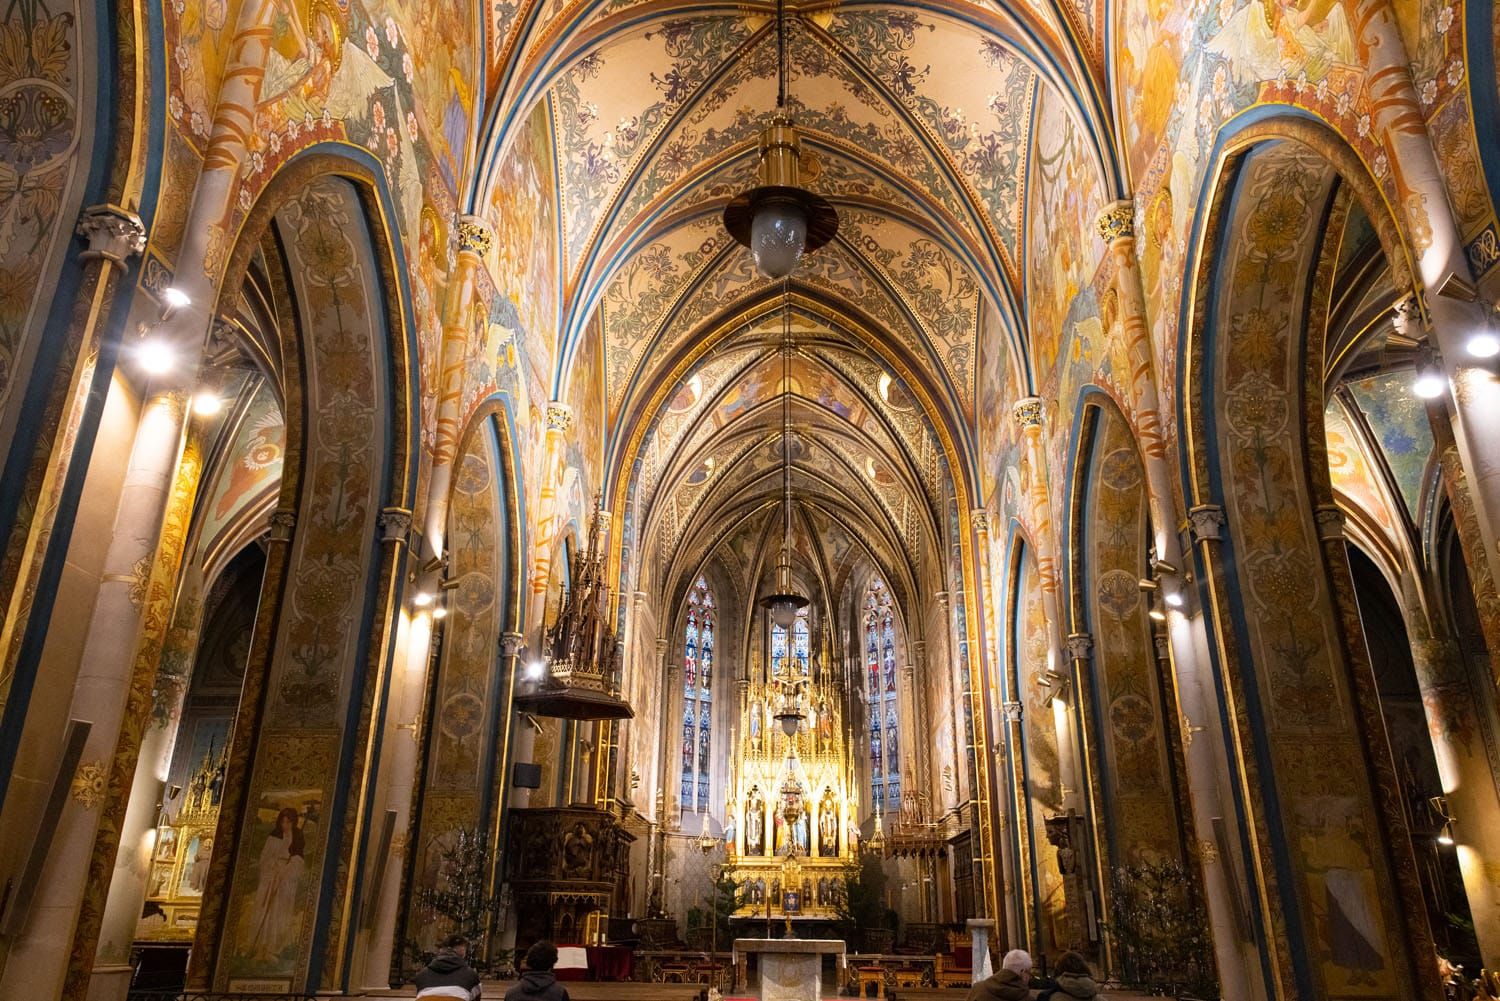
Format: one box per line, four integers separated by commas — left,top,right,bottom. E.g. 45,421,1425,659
546,402,574,433
1066,633,1093,661
1094,200,1136,243
1012,396,1043,430
1187,504,1226,545
378,507,413,543
1314,505,1347,541
501,631,524,657
1197,838,1220,865
1391,292,1425,338
77,204,146,267
268,508,297,542
1001,701,1023,723
455,215,493,257
1153,633,1172,660
970,509,989,534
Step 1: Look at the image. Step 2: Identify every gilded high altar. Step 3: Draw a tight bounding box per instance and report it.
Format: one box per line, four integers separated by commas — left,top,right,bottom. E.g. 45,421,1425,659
725,662,859,918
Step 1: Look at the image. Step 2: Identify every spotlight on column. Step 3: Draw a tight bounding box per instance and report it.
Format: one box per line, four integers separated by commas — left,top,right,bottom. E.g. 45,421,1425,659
1148,608,1167,622
162,287,192,311
431,605,448,620
413,590,434,608
526,659,547,681
192,392,224,416
1164,590,1184,609
1413,346,1446,399
136,339,175,375
1466,329,1500,359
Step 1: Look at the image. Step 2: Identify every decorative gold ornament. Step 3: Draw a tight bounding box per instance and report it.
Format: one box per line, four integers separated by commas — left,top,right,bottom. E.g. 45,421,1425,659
71,760,109,809
1094,200,1136,242
1012,396,1043,430
455,216,493,256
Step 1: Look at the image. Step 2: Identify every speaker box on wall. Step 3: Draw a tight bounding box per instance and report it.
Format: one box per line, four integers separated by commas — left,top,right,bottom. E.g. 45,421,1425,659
0,718,92,935
513,762,542,789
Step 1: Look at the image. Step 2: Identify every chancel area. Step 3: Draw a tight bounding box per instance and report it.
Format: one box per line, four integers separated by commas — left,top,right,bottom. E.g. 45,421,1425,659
4,0,1500,996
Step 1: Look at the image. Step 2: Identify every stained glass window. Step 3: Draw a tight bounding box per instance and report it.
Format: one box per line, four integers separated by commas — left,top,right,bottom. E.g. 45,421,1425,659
683,578,715,812
771,606,811,678
863,579,901,813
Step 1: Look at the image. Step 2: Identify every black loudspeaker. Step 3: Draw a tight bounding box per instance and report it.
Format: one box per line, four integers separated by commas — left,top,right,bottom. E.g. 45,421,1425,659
513,762,542,789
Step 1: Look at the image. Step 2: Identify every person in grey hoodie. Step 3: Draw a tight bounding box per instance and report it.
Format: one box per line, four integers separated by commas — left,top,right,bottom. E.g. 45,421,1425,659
503,940,570,1001
967,948,1033,1001
416,935,482,1001
1037,951,1103,1001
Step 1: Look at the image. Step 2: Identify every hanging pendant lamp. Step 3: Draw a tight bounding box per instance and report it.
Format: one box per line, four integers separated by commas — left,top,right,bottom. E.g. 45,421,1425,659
722,0,838,279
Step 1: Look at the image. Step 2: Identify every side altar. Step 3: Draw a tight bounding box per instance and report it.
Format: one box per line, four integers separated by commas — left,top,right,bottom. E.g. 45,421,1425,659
724,635,859,919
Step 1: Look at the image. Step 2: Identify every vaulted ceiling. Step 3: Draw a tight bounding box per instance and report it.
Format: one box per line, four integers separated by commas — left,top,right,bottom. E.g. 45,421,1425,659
475,0,1119,616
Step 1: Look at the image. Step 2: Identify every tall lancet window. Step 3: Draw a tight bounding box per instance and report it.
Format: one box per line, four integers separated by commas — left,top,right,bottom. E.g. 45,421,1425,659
864,579,900,813
771,606,811,677
682,577,715,812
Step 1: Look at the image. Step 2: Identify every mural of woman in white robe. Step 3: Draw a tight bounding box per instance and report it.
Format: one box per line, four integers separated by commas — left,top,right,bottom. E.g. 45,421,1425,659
243,807,307,963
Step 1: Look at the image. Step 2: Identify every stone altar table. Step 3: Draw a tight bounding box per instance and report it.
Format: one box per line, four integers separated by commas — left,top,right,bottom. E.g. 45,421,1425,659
733,938,846,1001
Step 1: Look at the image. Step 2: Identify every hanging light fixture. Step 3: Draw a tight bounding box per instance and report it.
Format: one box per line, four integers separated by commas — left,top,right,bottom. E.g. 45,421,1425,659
722,0,837,279
760,281,809,629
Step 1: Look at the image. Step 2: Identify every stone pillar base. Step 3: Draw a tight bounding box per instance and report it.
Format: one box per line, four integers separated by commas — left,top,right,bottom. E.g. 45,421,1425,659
85,964,133,1001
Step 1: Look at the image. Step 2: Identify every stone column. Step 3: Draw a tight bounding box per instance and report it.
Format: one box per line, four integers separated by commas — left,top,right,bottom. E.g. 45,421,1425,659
1011,403,1076,784
77,426,208,1001
1350,0,1500,594
1096,201,1259,998
0,206,144,822
360,605,419,990
0,388,188,1001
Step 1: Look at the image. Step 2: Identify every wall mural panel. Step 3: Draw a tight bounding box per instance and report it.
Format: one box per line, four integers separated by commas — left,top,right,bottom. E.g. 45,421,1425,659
198,383,286,554
221,176,388,989
408,423,504,952
1209,141,1411,998
1015,544,1065,948
1082,402,1181,864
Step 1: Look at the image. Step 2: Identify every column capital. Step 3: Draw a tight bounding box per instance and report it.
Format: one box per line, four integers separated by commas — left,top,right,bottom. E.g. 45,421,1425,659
501,631,524,657
1187,503,1226,545
1065,633,1093,661
546,401,574,432
455,215,493,257
77,204,146,266
1313,504,1347,542
1001,701,1023,723
268,508,297,542
378,506,413,543
1094,199,1136,243
970,509,989,534
1012,396,1043,430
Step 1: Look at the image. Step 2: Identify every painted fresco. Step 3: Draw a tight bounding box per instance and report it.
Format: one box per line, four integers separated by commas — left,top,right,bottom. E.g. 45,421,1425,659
1324,398,1399,537
408,425,503,951
0,0,90,422
1211,142,1405,997
198,384,286,554
222,177,387,988
1025,88,1106,395
1343,371,1435,521
1083,403,1180,863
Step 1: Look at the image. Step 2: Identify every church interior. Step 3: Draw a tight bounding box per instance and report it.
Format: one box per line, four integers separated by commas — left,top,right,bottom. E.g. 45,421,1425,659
3,0,1500,995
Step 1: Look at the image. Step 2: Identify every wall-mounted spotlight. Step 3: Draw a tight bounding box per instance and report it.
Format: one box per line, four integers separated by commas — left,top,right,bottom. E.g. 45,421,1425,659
1413,345,1446,399
136,339,175,376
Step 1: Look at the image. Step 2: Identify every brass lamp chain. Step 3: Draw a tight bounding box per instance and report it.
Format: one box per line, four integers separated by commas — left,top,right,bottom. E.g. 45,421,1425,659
776,0,788,110
781,279,792,582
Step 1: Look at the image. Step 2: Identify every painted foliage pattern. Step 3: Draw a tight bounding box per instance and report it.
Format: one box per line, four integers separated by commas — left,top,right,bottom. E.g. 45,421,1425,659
224,178,385,984
1214,144,1402,996
1084,405,1180,861
0,0,83,416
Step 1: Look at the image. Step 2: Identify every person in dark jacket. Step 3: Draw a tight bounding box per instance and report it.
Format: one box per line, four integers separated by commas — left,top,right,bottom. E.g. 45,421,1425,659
967,948,1032,1001
504,940,570,1001
416,934,483,1001
1037,952,1103,1001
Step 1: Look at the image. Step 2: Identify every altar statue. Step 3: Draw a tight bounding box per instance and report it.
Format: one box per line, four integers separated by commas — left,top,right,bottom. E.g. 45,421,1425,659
746,787,764,854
